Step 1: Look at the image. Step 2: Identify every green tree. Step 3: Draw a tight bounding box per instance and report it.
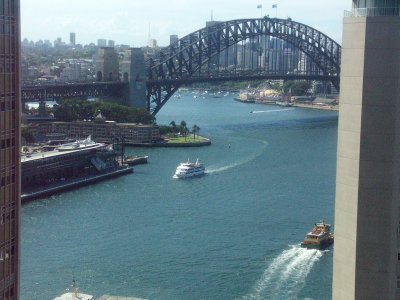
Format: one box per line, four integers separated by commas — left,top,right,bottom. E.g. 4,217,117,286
192,124,200,140
283,81,311,96
180,121,188,141
52,100,155,124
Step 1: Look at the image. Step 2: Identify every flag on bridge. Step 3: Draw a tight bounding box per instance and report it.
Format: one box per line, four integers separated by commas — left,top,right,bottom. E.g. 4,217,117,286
257,4,262,8
272,4,277,8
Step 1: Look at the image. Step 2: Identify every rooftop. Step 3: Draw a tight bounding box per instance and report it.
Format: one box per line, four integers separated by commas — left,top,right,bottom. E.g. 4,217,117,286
22,143,105,163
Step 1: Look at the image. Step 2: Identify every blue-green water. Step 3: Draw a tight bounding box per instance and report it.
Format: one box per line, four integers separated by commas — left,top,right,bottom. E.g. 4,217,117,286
21,92,338,299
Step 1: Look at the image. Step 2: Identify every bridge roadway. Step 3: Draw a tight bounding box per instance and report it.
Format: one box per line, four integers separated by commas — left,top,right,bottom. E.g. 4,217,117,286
21,81,127,103
22,74,336,101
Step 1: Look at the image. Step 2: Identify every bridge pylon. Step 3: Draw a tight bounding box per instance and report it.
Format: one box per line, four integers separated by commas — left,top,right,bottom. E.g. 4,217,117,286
121,48,147,109
95,47,119,82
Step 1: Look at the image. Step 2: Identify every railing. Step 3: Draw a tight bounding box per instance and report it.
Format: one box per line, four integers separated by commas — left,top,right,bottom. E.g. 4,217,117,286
344,7,400,17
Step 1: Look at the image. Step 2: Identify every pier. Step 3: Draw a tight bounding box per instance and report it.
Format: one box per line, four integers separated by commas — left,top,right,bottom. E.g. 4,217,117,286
22,166,133,203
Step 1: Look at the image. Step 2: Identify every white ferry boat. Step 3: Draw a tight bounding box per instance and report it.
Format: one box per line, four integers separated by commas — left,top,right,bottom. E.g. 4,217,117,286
57,136,102,151
173,159,205,179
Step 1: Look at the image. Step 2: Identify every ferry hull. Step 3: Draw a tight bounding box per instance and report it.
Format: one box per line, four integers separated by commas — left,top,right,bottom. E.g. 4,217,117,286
301,238,333,250
173,171,205,179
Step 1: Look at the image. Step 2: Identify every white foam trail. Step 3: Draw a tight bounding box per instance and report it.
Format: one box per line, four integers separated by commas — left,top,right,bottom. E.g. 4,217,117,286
243,245,325,299
206,140,268,174
251,108,295,114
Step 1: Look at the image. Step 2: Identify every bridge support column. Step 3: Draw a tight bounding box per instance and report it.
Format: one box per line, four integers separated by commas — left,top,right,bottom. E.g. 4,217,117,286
95,47,119,82
333,9,400,300
121,48,147,109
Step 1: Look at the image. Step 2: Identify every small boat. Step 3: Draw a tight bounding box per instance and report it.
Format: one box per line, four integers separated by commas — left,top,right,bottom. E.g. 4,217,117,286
173,159,205,179
276,101,294,107
213,92,223,98
301,220,334,250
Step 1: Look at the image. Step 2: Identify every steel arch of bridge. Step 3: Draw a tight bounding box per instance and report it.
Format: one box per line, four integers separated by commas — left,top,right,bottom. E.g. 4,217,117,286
147,17,341,115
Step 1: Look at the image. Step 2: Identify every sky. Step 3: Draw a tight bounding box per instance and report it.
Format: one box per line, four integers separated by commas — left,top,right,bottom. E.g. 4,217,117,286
21,0,351,47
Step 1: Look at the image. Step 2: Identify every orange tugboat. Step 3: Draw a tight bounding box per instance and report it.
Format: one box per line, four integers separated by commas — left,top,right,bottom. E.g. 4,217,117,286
301,220,334,250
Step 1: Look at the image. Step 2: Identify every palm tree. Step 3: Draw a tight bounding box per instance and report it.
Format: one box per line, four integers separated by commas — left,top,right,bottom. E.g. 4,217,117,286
180,120,186,130
170,120,176,128
180,120,187,141
192,124,200,140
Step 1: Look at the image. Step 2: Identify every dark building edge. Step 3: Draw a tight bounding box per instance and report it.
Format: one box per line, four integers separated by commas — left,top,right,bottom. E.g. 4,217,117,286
0,0,21,299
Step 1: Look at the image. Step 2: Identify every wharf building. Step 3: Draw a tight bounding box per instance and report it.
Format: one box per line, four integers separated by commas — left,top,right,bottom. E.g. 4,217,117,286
333,0,400,299
28,121,160,145
21,143,118,197
0,0,21,298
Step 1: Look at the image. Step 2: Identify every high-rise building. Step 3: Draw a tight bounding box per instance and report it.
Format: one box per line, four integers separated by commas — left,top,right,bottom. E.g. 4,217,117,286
54,37,62,48
333,1,400,299
70,32,76,45
150,39,157,48
107,40,115,47
169,34,178,45
97,39,107,47
0,0,21,299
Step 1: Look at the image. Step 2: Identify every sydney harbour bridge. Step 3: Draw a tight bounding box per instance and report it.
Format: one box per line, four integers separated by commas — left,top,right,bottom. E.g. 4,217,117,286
22,17,341,116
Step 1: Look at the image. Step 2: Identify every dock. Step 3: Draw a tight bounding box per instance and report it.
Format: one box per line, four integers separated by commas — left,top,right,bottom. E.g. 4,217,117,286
118,155,148,166
22,167,133,203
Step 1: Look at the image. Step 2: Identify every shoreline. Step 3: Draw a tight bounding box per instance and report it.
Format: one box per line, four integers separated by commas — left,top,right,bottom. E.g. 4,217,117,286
234,97,338,111
128,135,211,147
21,167,133,203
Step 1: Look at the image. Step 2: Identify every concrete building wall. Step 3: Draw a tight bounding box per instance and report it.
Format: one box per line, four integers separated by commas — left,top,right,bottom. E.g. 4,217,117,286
333,16,400,300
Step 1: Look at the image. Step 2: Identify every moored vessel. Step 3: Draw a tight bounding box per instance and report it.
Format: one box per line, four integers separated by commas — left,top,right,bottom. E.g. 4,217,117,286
301,220,334,250
56,136,102,151
173,159,205,179
276,101,294,107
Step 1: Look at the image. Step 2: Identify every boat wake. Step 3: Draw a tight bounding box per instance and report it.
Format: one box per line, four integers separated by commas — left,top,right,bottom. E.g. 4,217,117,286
206,140,268,174
243,245,324,299
251,108,295,114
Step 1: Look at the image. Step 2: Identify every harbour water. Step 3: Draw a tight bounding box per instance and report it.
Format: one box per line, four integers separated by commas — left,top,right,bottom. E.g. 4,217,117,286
21,92,338,299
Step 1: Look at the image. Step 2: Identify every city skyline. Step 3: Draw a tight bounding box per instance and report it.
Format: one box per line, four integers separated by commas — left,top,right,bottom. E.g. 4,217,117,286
22,0,350,47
